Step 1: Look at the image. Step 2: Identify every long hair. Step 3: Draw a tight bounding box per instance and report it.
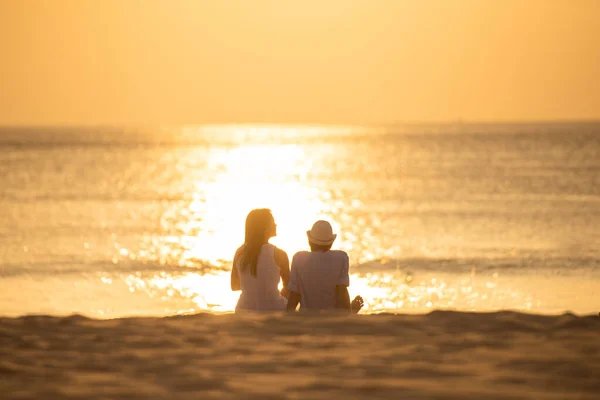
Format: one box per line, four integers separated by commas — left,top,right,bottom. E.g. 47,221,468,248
240,208,274,277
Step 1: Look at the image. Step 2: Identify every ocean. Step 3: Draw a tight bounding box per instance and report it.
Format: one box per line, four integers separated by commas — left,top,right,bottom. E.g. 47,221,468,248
1,123,599,317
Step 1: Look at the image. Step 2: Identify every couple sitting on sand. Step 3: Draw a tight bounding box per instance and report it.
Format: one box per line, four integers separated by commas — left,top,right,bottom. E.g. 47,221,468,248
231,208,364,313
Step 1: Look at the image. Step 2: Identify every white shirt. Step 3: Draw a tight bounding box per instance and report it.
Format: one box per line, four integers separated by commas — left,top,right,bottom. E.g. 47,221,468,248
288,250,350,311
235,243,287,312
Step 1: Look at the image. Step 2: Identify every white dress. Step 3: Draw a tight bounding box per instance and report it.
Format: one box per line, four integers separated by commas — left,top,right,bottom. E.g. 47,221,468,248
235,243,287,312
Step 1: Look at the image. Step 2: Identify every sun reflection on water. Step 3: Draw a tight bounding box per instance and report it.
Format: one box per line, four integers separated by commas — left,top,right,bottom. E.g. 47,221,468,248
186,144,326,265
147,142,341,271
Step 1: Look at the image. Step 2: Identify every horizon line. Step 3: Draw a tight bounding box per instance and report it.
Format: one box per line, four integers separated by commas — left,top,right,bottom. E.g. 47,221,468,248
1,118,600,130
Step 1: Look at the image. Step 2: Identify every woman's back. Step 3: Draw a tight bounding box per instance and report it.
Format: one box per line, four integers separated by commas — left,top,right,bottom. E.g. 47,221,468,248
235,243,286,312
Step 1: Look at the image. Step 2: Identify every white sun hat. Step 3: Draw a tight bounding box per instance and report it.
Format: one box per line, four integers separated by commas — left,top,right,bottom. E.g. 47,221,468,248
306,220,337,246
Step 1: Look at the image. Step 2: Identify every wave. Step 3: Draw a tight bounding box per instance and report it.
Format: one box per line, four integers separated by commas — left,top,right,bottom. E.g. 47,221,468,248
0,259,222,278
3,255,599,279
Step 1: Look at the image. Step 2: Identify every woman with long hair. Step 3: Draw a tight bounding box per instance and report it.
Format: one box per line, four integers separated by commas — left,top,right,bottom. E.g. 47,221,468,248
231,208,289,312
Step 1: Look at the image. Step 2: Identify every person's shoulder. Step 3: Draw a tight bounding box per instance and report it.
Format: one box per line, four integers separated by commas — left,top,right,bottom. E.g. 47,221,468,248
291,251,310,262
328,250,349,259
292,250,310,258
328,250,349,266
273,246,289,266
272,245,288,256
234,245,245,258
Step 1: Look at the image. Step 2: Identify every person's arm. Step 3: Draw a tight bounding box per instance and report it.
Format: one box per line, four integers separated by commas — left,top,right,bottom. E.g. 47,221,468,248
230,248,242,291
286,253,301,311
286,291,301,312
335,252,351,311
274,247,290,298
335,285,351,310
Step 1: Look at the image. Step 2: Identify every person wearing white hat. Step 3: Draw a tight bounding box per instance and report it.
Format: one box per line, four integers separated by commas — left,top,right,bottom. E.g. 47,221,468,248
286,220,363,312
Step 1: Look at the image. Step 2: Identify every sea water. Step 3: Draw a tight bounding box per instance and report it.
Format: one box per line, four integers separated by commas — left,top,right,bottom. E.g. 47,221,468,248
1,123,599,317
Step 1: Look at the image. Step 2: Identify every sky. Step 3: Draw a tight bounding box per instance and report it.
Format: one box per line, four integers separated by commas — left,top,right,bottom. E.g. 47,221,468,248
1,0,599,126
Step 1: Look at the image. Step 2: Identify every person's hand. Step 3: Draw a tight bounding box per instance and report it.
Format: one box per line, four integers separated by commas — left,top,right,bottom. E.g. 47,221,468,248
351,295,364,313
280,287,290,299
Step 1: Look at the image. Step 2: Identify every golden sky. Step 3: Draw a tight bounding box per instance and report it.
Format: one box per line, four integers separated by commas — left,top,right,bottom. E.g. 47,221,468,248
1,0,599,125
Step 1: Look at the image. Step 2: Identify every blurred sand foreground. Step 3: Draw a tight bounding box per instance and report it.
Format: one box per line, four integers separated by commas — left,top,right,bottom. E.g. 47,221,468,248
1,311,599,399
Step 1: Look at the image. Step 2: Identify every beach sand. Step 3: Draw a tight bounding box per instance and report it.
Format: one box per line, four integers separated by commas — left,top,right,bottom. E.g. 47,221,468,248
1,311,599,399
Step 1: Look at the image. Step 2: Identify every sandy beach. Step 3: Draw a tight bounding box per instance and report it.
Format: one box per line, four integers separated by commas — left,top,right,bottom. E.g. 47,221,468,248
1,311,598,399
